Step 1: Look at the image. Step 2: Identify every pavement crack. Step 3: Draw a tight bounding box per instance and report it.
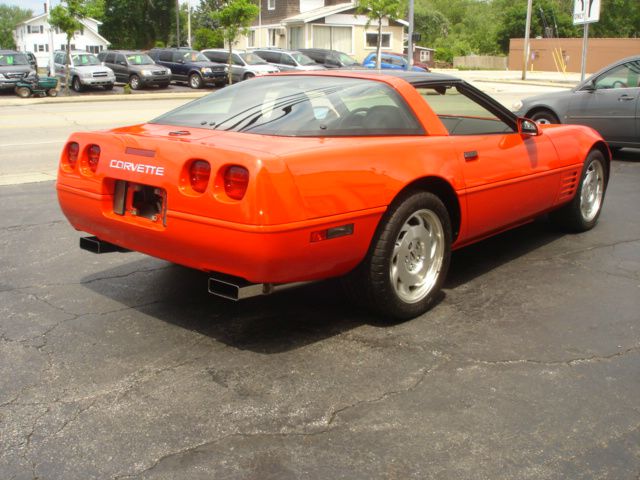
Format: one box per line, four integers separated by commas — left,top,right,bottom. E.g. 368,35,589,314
464,344,640,368
1,220,65,232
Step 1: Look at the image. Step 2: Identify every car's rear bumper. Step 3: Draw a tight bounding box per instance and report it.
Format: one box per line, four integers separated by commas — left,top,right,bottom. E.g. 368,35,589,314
57,182,383,283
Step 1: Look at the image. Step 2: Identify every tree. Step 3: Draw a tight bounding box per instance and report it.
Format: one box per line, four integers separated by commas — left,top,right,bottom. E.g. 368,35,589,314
0,5,32,50
101,0,174,49
213,0,258,84
356,0,403,69
49,0,86,94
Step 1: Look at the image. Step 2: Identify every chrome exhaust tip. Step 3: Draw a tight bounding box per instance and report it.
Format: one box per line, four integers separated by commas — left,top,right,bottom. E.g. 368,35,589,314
79,236,128,254
207,274,310,301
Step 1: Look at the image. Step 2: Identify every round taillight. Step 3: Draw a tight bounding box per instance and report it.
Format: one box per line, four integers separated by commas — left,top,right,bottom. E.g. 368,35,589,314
224,166,249,200
88,144,100,173
67,142,79,168
189,160,211,193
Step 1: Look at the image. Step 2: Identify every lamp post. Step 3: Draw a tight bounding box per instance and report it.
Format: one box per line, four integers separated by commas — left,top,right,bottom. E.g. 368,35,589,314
522,0,533,80
46,0,55,75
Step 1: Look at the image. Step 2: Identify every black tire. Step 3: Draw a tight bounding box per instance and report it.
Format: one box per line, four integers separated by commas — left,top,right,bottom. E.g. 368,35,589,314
104,83,114,91
129,75,141,90
47,89,58,97
343,191,452,320
550,149,608,232
243,72,255,80
189,73,203,89
530,109,560,125
72,76,83,92
15,86,31,98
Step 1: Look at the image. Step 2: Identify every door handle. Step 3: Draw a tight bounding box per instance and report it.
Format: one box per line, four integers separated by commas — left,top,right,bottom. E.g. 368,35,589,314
464,150,478,161
618,95,635,101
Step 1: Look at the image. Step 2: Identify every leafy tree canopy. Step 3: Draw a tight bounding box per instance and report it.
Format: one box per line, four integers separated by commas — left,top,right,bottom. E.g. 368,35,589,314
0,5,33,49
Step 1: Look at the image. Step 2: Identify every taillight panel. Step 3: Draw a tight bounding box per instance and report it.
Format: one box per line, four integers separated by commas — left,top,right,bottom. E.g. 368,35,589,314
62,142,79,171
180,159,211,195
223,165,249,200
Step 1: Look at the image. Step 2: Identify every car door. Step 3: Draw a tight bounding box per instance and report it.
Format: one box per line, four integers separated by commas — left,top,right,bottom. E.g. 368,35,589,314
54,52,65,80
567,59,640,145
416,83,562,241
112,53,128,82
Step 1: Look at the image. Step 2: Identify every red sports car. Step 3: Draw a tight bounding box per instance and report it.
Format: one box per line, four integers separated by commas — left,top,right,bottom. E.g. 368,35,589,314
56,71,609,319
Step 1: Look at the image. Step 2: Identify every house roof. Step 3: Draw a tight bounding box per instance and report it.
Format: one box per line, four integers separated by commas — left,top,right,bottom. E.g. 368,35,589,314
282,2,408,27
18,13,103,26
282,3,356,24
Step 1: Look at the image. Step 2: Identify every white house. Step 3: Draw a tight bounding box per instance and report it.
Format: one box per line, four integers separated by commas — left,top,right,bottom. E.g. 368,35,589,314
13,12,110,68
235,0,406,63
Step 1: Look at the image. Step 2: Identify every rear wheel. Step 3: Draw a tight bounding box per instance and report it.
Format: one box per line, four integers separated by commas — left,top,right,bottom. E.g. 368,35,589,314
47,88,58,97
189,73,203,89
243,72,255,80
343,191,451,320
530,109,560,125
129,74,141,90
72,76,83,92
550,150,607,232
15,86,31,98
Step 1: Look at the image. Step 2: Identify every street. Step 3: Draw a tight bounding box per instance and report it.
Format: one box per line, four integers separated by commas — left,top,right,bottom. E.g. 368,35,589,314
1,82,639,479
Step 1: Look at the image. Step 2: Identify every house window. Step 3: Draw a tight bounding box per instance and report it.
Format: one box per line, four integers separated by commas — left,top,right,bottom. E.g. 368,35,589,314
268,0,275,10
86,45,101,54
365,32,391,49
268,28,278,47
419,50,429,62
313,25,352,53
289,27,303,50
30,25,44,34
248,30,256,47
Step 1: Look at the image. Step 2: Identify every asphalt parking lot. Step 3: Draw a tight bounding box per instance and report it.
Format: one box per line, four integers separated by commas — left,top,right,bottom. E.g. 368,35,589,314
1,146,638,479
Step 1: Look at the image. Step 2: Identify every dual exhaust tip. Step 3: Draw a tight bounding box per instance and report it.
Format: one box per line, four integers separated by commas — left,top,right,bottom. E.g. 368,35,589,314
80,236,304,301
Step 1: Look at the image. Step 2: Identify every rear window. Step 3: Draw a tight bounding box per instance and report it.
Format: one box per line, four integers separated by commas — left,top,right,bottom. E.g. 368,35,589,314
151,76,424,137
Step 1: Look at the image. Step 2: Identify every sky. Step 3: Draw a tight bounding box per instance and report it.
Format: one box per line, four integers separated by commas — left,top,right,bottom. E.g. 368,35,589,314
0,0,62,15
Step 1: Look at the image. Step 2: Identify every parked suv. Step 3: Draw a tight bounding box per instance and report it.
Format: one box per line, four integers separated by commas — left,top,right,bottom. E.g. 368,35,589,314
201,49,279,82
98,50,171,89
362,52,427,72
53,50,115,91
298,49,360,69
148,48,227,88
0,50,35,90
252,49,326,72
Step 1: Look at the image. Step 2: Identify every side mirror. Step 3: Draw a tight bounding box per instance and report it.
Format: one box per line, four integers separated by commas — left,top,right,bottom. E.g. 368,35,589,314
518,117,541,136
581,79,596,92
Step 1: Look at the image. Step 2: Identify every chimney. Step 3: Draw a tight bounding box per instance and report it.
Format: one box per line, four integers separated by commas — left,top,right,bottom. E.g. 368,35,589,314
44,2,47,13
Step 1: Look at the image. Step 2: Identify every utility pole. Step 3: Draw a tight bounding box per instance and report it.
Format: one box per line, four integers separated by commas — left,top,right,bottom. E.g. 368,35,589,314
176,0,181,47
187,0,192,48
407,0,414,68
522,0,533,80
46,0,55,76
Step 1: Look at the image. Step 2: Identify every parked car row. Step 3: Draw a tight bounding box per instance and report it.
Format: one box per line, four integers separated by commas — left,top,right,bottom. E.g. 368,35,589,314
0,50,36,91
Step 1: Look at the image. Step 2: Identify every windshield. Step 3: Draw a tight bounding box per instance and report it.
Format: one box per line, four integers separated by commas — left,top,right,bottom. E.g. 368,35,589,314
0,53,29,66
183,51,209,62
241,52,268,65
127,53,155,65
291,52,317,66
72,54,100,66
337,53,358,66
151,76,423,137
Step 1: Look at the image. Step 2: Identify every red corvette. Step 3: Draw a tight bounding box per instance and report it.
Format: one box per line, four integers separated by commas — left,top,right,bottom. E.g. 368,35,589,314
56,71,609,319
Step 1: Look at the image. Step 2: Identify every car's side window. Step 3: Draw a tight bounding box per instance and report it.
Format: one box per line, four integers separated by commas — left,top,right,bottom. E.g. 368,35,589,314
594,61,640,90
281,54,296,66
104,52,114,63
115,54,126,64
159,51,173,62
417,85,514,135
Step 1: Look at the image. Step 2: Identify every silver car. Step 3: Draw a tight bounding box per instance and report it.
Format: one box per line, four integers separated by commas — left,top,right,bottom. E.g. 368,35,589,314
514,55,640,150
252,49,326,72
53,50,116,92
201,49,279,82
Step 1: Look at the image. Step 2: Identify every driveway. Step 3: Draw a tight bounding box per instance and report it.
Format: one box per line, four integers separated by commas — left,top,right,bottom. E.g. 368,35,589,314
1,150,639,479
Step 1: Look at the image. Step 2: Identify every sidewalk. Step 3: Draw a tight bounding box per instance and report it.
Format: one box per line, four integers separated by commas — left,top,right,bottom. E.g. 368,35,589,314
433,68,582,87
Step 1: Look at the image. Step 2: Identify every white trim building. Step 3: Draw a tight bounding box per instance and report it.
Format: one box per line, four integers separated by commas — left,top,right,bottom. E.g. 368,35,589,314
234,1,405,63
13,13,110,68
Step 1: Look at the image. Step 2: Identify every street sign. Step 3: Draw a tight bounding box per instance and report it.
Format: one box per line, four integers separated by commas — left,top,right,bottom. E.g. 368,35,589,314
573,0,601,25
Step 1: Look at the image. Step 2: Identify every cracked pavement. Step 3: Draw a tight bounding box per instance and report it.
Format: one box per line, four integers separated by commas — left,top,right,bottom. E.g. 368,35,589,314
0,153,639,479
